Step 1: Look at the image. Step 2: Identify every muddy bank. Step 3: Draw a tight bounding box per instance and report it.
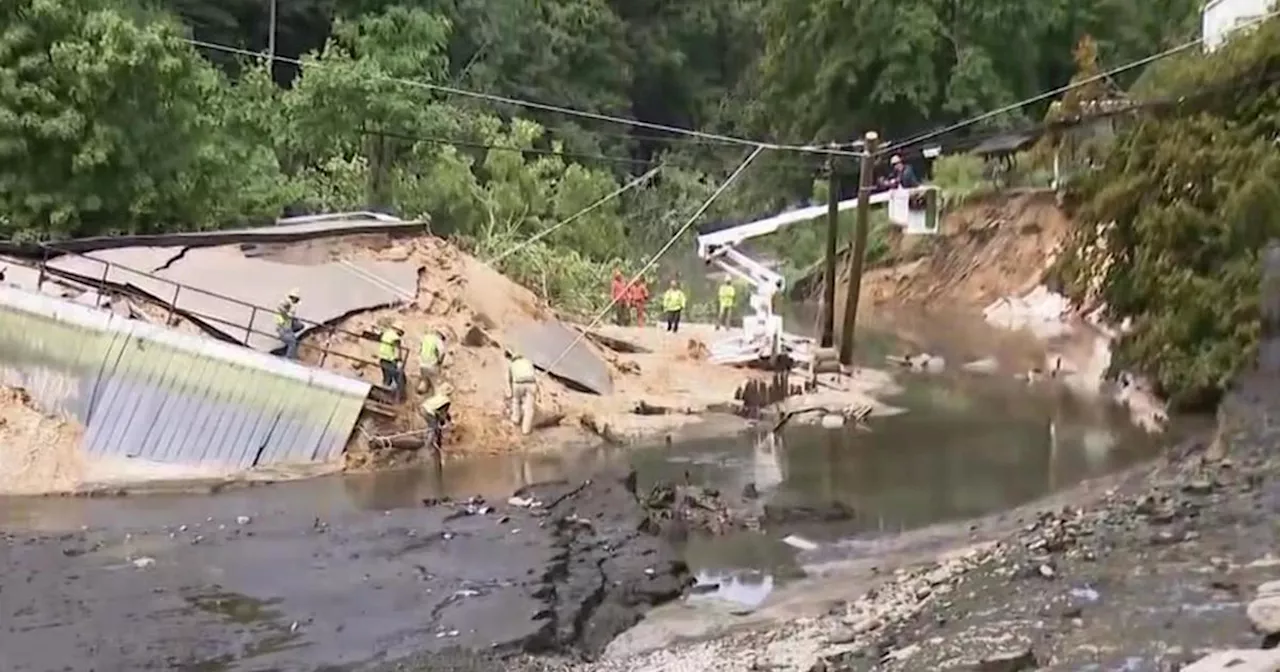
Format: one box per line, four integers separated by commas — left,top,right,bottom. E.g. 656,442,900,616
807,369,1280,671
0,469,691,671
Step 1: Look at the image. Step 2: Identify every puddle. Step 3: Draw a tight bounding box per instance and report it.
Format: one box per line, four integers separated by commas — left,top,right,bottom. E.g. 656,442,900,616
688,569,775,611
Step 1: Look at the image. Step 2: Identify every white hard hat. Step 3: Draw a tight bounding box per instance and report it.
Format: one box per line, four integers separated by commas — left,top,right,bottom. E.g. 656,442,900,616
890,155,902,165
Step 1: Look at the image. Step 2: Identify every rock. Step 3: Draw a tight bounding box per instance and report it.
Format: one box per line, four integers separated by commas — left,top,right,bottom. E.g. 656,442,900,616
1247,582,1280,634
742,482,760,500
1183,479,1216,495
131,557,155,569
820,414,845,428
962,357,999,374
974,646,1037,672
1038,564,1056,579
235,515,252,525
1181,649,1280,671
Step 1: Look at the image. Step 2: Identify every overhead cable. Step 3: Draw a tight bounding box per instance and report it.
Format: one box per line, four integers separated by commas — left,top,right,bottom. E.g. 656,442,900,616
879,8,1280,155
543,145,766,371
486,164,663,265
183,38,864,158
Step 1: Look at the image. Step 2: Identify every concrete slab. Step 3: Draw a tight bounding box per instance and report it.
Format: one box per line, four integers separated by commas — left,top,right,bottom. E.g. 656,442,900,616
44,246,420,352
155,247,420,351
510,320,614,395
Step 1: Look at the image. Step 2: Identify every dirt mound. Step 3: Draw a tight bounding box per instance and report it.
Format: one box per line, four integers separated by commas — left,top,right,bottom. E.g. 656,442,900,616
825,190,1071,315
0,387,85,495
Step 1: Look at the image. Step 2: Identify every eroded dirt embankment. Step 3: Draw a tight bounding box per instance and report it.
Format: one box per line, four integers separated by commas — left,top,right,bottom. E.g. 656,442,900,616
0,468,702,671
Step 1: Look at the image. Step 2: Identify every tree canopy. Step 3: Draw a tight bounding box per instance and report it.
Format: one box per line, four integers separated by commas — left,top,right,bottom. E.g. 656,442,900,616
1,0,1206,316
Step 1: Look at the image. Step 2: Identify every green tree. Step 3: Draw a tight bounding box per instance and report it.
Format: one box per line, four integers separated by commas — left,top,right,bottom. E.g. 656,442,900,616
0,0,288,239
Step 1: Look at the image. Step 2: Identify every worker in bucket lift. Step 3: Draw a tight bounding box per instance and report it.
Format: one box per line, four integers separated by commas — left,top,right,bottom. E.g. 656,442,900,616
611,269,632,325
716,277,736,331
275,288,302,360
378,322,406,398
506,349,538,435
661,278,686,333
417,328,446,395
420,382,453,452
885,155,920,189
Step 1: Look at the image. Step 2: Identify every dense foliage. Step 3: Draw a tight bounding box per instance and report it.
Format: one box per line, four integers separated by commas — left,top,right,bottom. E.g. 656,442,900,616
1,0,1199,314
1056,18,1280,410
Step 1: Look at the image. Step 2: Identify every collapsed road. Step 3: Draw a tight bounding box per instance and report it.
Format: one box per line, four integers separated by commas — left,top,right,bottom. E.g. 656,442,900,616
0,469,691,671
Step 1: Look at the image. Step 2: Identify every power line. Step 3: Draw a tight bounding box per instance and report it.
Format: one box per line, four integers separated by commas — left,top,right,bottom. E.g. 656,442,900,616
544,145,765,371
362,127,827,174
182,38,865,158
879,8,1280,156
486,165,663,265
364,127,654,167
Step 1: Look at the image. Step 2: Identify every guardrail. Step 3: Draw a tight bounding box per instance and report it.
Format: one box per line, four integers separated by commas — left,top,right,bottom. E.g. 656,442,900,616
22,244,408,378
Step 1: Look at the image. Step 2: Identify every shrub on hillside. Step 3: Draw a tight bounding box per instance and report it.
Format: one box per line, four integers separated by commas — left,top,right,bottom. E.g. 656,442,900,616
1055,17,1280,411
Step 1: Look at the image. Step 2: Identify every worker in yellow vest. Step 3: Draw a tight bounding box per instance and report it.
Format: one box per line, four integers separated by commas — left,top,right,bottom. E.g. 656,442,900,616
506,350,537,435
661,279,687,333
716,278,736,331
275,288,302,359
417,328,446,395
378,322,405,398
420,382,453,452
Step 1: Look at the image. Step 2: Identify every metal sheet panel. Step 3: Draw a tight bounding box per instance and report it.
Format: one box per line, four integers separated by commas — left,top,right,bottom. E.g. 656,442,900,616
508,320,613,395
0,285,372,472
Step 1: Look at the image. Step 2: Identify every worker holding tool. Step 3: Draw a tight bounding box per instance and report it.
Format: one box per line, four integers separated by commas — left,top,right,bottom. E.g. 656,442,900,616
661,279,687,333
420,382,453,453
611,269,630,325
417,328,446,395
505,349,538,435
275,288,302,360
378,321,405,398
716,277,736,330
628,275,650,327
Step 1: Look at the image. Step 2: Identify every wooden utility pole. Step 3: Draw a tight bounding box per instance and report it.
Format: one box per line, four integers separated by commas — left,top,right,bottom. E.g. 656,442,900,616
267,0,278,75
820,153,840,348
838,131,878,365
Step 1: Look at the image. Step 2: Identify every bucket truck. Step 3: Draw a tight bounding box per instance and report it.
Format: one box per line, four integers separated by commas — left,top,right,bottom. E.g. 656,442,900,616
696,186,940,366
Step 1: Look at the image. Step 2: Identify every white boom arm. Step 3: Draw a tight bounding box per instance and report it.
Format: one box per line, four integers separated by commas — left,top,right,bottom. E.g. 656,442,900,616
696,186,936,365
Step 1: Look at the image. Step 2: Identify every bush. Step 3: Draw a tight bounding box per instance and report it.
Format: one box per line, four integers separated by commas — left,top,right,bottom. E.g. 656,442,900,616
1055,17,1280,411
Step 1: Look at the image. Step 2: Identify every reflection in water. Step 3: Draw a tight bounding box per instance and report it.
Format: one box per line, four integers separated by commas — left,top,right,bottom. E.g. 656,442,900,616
637,371,1162,546
689,569,774,609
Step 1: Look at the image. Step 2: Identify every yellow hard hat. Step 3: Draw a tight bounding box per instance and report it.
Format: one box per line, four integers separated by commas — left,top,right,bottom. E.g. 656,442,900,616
287,288,300,299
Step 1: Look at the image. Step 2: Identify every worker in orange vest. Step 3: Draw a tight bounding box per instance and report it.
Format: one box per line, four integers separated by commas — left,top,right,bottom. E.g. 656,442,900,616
628,276,650,327
610,269,631,325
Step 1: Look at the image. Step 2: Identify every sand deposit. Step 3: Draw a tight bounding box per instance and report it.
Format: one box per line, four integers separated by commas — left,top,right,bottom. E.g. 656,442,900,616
0,387,85,495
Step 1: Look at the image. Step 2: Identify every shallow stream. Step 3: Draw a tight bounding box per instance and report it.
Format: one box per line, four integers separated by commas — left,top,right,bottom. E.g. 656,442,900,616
1,313,1180,613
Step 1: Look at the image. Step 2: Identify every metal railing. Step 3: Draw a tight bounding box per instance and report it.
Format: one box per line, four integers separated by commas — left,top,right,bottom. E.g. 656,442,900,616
22,244,409,378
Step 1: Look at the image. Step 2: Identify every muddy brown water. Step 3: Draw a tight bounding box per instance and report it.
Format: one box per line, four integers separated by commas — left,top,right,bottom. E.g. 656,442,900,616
0,313,1186,668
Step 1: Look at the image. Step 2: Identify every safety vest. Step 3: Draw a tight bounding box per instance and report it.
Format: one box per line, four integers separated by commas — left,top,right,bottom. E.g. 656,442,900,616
378,329,401,361
275,300,294,326
509,357,536,383
421,393,450,416
718,283,735,308
421,333,442,366
662,289,686,312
